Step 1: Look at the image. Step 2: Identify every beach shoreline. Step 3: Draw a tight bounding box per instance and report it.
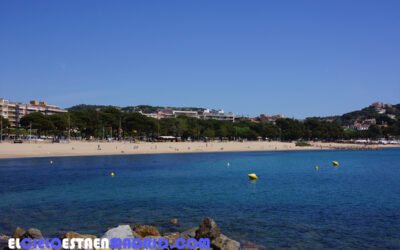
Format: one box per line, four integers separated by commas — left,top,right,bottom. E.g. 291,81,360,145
0,141,397,159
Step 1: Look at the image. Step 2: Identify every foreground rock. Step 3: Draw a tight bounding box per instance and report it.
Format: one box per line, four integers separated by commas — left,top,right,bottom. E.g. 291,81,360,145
4,217,264,250
132,225,160,238
195,217,221,240
61,232,96,239
180,227,197,239
0,235,10,250
13,227,26,239
13,227,43,239
169,218,179,225
10,228,50,250
195,217,240,250
163,232,180,246
24,229,43,239
213,234,240,250
102,225,138,239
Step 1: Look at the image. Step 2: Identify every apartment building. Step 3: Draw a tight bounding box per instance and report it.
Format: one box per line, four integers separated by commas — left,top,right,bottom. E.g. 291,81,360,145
0,98,67,127
139,108,235,122
0,98,18,127
201,109,235,122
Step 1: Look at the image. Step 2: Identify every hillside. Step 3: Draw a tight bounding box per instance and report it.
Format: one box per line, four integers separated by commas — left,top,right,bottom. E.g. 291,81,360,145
320,103,400,126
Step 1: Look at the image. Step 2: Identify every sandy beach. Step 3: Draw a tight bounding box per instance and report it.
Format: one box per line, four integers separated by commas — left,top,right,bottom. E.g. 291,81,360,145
0,140,395,159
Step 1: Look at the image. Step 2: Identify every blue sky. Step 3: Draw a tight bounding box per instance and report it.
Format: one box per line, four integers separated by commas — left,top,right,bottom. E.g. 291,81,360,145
0,1,399,118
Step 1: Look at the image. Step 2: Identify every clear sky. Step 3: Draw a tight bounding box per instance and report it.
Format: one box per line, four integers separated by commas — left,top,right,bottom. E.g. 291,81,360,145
1,1,399,118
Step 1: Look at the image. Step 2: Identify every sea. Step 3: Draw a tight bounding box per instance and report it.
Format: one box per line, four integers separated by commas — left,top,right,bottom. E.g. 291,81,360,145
0,148,399,249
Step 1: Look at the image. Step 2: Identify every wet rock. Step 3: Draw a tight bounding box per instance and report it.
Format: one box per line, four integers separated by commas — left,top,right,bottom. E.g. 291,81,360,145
169,218,179,225
195,217,221,241
212,234,240,250
132,225,160,238
61,232,96,239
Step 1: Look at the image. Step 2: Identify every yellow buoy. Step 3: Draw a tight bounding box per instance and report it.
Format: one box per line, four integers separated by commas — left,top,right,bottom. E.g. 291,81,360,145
315,165,319,171
332,161,339,167
110,171,116,177
248,173,258,180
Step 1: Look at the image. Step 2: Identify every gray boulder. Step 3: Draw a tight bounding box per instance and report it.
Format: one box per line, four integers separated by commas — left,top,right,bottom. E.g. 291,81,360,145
102,225,140,250
102,225,136,239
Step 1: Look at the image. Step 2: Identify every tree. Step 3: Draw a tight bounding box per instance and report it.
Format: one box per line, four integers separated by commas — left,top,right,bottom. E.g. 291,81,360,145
368,125,382,139
20,113,55,136
234,122,259,139
275,118,306,141
259,123,280,139
0,116,10,140
69,109,99,138
123,113,157,137
304,118,344,141
0,116,10,129
48,113,68,136
203,128,215,138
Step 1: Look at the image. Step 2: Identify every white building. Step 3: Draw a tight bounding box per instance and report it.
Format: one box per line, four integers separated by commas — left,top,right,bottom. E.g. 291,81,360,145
0,98,66,127
138,108,235,122
201,109,235,122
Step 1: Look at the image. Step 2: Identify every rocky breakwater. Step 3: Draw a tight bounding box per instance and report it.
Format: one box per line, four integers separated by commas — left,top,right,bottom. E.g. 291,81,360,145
1,217,265,250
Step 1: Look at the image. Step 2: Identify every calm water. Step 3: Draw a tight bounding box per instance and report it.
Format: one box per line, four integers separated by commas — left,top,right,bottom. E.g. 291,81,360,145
0,149,400,249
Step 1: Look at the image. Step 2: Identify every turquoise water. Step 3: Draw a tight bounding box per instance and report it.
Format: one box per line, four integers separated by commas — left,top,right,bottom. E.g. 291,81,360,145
0,149,400,249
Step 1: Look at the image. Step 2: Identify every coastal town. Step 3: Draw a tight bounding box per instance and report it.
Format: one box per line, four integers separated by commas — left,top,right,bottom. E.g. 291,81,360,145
0,97,398,160
0,98,399,145
1,1,400,249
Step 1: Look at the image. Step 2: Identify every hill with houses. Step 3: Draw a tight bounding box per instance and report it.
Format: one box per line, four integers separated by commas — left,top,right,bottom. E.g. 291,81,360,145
319,102,400,131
